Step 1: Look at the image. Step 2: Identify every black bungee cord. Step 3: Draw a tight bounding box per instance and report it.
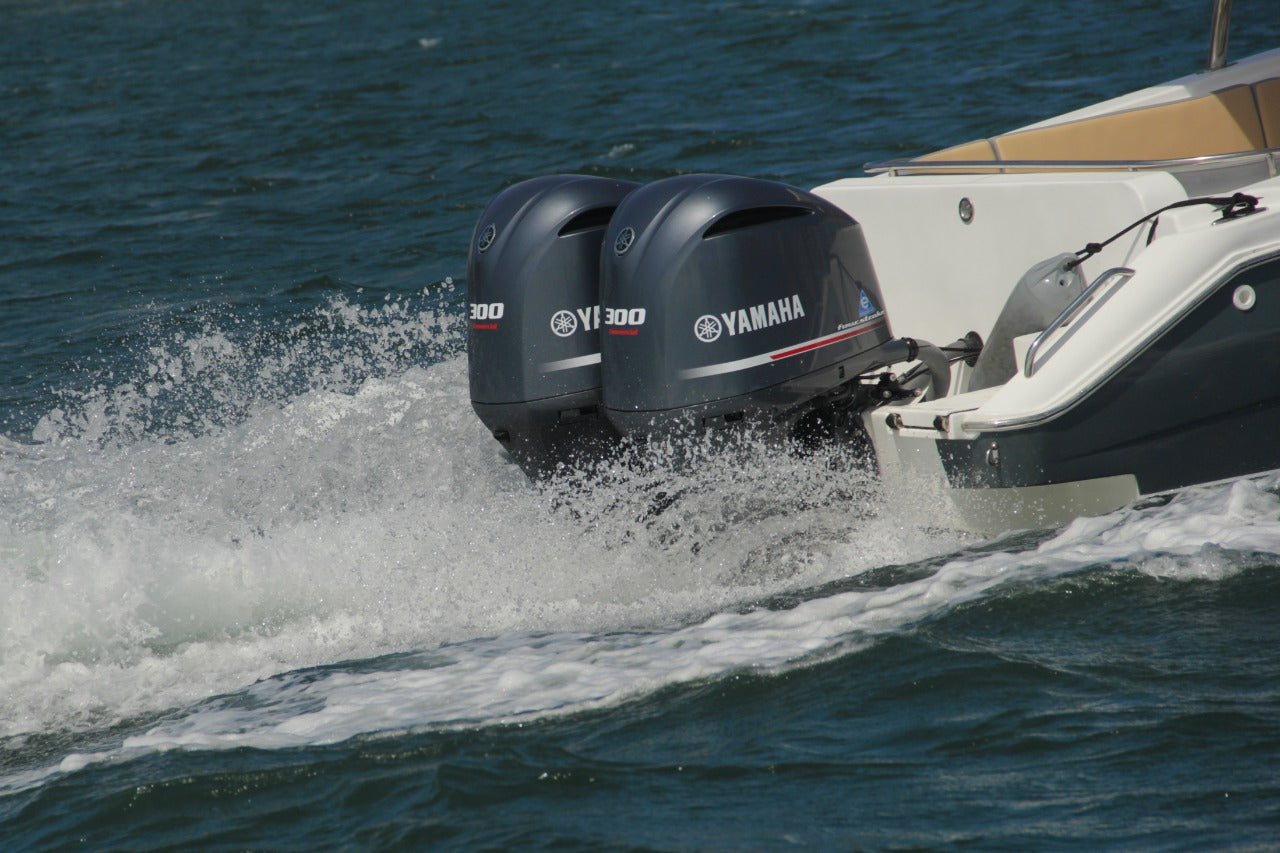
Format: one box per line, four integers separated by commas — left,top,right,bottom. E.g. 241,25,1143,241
1065,191,1261,270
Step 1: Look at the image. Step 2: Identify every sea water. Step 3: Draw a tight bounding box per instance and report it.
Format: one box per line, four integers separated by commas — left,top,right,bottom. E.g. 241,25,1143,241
2,1,1279,848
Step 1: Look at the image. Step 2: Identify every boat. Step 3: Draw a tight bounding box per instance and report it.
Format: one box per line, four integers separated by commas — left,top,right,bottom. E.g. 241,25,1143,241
465,1,1280,534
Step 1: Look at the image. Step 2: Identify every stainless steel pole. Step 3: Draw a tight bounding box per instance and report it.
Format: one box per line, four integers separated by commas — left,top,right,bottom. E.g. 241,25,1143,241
1208,0,1232,70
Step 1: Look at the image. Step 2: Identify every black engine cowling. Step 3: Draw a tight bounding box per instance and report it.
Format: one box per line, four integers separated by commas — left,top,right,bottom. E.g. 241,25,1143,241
467,174,639,477
599,174,895,436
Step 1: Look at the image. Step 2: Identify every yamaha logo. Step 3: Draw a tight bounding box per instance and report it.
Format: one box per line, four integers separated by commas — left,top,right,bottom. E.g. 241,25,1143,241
695,294,806,342
614,227,636,255
550,309,578,337
693,314,722,343
477,223,497,252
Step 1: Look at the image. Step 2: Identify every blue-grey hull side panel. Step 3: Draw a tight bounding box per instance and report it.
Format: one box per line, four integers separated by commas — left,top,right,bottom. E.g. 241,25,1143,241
939,254,1280,495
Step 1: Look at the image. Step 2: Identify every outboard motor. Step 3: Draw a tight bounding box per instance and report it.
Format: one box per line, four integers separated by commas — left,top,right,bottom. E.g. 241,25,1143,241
598,174,896,438
467,175,639,478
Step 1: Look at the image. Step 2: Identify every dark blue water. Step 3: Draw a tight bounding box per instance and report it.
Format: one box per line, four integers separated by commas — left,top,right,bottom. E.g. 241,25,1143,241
3,1,1280,849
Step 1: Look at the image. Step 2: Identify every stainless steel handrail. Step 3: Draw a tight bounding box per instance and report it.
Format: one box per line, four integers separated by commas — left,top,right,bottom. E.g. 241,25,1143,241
1208,0,1232,71
863,147,1280,176
1023,267,1135,377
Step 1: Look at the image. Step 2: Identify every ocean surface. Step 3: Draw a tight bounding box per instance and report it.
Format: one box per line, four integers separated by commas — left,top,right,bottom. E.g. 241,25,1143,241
3,0,1280,849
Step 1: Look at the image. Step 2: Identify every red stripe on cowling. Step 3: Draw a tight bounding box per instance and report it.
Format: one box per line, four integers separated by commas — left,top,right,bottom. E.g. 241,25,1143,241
768,319,885,361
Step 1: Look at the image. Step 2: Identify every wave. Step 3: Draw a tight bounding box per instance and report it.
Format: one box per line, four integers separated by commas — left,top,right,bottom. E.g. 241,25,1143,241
111,476,1280,750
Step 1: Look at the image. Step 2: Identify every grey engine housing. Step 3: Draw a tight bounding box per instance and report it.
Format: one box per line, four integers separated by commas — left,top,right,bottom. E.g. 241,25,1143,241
467,174,639,477
467,172,900,478
600,173,895,436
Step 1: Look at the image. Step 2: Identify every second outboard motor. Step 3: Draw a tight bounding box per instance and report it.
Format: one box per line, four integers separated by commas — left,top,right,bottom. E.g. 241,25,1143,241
598,174,896,437
468,175,639,478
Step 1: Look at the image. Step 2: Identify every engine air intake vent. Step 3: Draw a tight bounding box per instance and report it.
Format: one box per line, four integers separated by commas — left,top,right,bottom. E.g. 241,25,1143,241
703,205,812,238
558,205,619,236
